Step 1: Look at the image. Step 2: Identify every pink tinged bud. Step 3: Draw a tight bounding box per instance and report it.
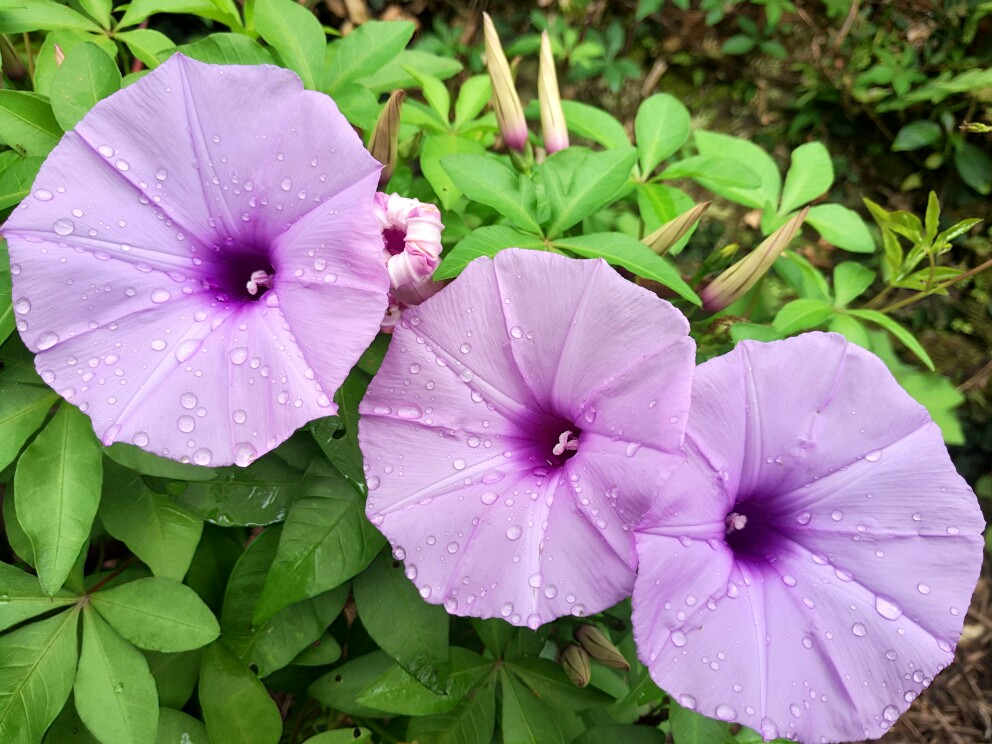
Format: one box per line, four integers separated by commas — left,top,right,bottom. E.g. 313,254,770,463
538,32,568,154
53,43,65,67
700,207,809,314
482,12,528,152
369,90,405,187
374,192,445,330
643,201,711,256
574,624,631,671
561,643,592,688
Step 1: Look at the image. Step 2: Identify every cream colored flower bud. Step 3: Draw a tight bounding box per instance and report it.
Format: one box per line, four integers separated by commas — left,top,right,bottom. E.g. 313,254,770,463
575,624,631,671
483,13,528,152
369,90,405,187
561,643,592,688
538,32,568,154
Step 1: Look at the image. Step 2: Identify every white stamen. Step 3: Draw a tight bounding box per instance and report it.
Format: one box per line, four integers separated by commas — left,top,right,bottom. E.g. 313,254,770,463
725,512,748,534
552,429,579,457
246,269,272,296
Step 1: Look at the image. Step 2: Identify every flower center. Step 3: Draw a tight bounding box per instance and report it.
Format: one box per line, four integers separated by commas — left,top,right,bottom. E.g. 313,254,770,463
725,512,748,533
552,429,580,457
208,251,276,301
545,425,581,465
246,269,273,296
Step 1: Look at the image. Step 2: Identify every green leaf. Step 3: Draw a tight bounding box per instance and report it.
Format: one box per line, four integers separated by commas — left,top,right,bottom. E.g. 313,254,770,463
0,155,43,210
42,702,101,743
721,34,755,55
0,561,77,631
453,75,491,131
253,0,324,89
199,642,282,744
440,154,542,234
954,143,992,195
635,93,690,175
74,608,159,744
572,724,666,744
117,0,241,30
253,477,382,623
49,42,122,130
14,404,103,595
848,309,935,370
636,182,695,234
669,700,731,743
832,262,874,306
892,120,944,152
308,369,368,487
500,668,565,744
309,651,394,717
322,81,379,130
0,91,62,157
772,251,831,303
145,649,203,709
291,631,342,666
694,130,781,209
542,146,638,238
805,203,876,253
183,526,242,615
115,29,174,68
354,551,450,693
404,67,450,123
2,487,34,567
0,377,57,472
357,648,492,716
828,314,871,348
779,142,833,215
555,233,700,305
560,101,629,149
659,155,760,191
435,225,545,280
104,441,216,481
302,730,372,744
0,261,12,347
0,609,79,744
420,134,486,210
505,658,612,711
32,30,116,98
772,298,836,334
0,0,100,32
355,50,462,94
156,708,210,744
406,677,496,744
176,33,273,66
89,577,219,652
326,20,415,92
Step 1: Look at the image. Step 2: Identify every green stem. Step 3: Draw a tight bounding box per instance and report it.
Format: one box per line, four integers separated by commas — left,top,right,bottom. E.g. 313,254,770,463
878,256,992,314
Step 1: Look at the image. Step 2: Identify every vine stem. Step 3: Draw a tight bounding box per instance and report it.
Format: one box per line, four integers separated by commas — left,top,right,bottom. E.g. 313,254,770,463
878,257,992,314
86,556,137,594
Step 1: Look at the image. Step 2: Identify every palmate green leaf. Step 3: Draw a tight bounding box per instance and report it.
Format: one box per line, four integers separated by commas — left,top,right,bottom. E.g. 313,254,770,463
42,701,100,743
0,0,100,33
435,225,545,280
635,182,694,234
357,648,493,716
0,561,77,632
115,29,174,68
848,309,935,370
183,526,242,615
74,608,159,744
33,30,117,97
453,75,491,131
117,0,240,30
659,155,761,191
253,477,382,623
668,700,731,743
156,708,210,744
560,101,630,149
0,378,57,472
828,314,871,349
302,729,372,744
405,67,450,123
832,262,875,306
406,676,496,744
355,49,462,94
146,649,203,709
772,298,836,335
50,42,122,130
309,651,394,717
773,251,831,303
2,488,34,566
0,91,62,158
500,668,565,744
440,154,542,234
420,135,487,211
505,657,612,711
779,142,833,215
199,642,282,744
555,233,700,305
0,608,80,744
805,203,875,253
694,130,781,210
325,20,415,92
542,146,638,238
176,33,273,66
89,577,219,652
0,156,43,210
354,551,450,693
253,0,323,89
14,403,103,595
635,93,690,176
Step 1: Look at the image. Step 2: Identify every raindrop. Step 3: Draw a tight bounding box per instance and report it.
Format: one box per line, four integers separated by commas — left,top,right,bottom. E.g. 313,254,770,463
150,339,167,351
460,343,471,353
155,168,168,181
233,442,258,467
782,574,797,587
230,347,248,365
830,510,843,521
760,719,779,739
233,409,247,424
53,218,74,236
882,705,899,722
177,415,195,433
625,442,642,457
132,432,150,447
917,582,931,595
366,476,380,491
180,392,198,410
13,298,30,314
885,649,897,661
446,541,459,554
397,404,422,419
790,703,802,718
509,325,523,339
452,458,466,470
851,622,867,637
528,573,542,588
409,363,421,374
175,339,200,362
34,188,54,201
115,159,129,171
875,595,902,620
802,636,813,649
37,331,59,350
151,288,171,304
715,704,736,721
865,450,882,462
280,178,292,191
797,511,811,525
193,448,212,466
671,630,687,647
481,491,498,505
678,695,697,710
506,525,522,541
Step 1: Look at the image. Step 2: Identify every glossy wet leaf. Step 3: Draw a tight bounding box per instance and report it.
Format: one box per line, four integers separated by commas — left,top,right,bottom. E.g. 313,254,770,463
155,708,210,744
199,642,282,744
406,677,496,744
309,651,394,717
49,42,122,130
0,561,77,632
500,668,566,744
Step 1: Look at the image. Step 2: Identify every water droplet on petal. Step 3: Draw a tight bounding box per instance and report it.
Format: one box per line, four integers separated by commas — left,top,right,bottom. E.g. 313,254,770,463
882,705,899,722
177,415,195,433
852,622,867,637
13,298,30,314
150,339,167,351
229,347,249,365
233,442,258,467
760,719,779,739
34,188,54,201
875,594,903,620
132,431,150,447
233,409,247,424
671,630,687,647
917,582,931,595
175,338,200,362
506,525,522,541
193,448,212,465
397,404,422,419
509,325,523,339
679,694,697,710
280,177,292,191
151,288,171,304
865,450,882,462
180,392,198,410
715,704,736,721
53,218,74,236
37,331,59,350
481,491,498,505
831,510,843,521
797,511,811,525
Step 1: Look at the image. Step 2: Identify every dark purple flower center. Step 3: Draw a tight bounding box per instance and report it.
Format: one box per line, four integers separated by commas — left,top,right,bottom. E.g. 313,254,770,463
542,421,582,466
723,498,778,562
383,226,406,256
209,249,276,301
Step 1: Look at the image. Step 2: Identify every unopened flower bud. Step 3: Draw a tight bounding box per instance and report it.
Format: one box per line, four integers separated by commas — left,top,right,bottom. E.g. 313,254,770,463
374,192,445,331
369,90,405,187
561,643,591,688
482,13,528,152
700,207,808,314
54,43,65,67
574,624,631,671
538,32,568,154
643,201,711,256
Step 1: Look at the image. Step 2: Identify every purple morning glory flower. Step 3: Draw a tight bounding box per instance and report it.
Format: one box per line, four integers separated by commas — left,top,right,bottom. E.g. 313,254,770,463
4,54,389,467
358,249,695,628
631,332,984,743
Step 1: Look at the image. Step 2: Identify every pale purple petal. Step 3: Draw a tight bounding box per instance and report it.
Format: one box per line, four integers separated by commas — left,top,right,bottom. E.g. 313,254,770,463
632,332,985,743
360,249,695,626
4,54,387,465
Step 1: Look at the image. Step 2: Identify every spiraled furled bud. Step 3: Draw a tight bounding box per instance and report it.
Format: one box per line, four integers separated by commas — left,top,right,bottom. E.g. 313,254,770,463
482,12,528,152
643,201,711,256
53,43,65,67
369,90,405,187
574,624,631,671
538,31,568,154
699,207,808,314
561,643,592,688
